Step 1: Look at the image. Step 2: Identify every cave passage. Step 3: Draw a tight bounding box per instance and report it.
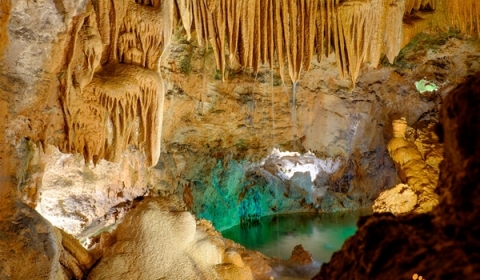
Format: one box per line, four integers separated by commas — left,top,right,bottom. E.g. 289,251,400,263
221,209,372,263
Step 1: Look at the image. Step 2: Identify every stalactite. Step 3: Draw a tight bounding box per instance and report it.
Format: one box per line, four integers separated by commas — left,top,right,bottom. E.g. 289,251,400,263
184,0,338,83
176,0,193,39
404,0,435,14
336,1,376,84
61,0,172,166
81,65,162,166
118,2,168,70
273,0,286,81
174,0,479,85
446,0,480,38
383,0,406,63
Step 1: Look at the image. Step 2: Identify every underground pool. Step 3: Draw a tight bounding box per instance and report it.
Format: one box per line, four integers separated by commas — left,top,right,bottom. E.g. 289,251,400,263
221,209,373,263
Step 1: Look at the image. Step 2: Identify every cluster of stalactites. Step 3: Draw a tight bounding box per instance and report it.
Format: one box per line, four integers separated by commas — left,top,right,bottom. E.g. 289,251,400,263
62,0,170,167
117,1,174,70
404,0,436,14
69,65,162,166
446,0,480,38
336,0,406,83
92,0,174,70
177,0,340,83
175,0,423,85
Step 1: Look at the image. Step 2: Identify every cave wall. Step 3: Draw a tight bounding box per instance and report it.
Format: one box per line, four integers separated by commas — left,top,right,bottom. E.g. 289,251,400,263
1,0,480,236
157,28,480,229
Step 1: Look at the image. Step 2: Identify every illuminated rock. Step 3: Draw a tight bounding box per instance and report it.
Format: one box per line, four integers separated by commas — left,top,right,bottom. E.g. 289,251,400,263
373,117,441,214
87,197,224,280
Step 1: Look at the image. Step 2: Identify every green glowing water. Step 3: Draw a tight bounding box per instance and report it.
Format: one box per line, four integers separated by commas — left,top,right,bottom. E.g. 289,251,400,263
222,209,372,263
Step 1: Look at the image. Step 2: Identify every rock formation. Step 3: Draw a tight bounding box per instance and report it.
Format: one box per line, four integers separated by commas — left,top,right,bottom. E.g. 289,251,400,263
87,197,226,279
313,72,480,280
61,0,170,167
373,117,441,214
0,190,95,279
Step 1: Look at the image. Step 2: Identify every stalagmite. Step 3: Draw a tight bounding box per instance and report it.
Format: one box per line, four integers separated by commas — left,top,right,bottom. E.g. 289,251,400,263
375,117,440,214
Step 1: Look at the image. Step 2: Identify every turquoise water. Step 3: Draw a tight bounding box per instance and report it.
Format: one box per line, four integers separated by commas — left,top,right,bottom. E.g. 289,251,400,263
222,209,372,263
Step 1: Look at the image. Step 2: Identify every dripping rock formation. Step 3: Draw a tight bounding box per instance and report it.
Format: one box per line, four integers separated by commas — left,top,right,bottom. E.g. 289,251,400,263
373,117,442,214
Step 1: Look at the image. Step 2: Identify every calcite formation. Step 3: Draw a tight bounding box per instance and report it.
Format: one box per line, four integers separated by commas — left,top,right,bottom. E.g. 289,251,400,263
373,117,441,214
87,197,254,280
174,0,479,85
447,0,480,37
0,194,94,279
181,0,410,84
61,0,170,167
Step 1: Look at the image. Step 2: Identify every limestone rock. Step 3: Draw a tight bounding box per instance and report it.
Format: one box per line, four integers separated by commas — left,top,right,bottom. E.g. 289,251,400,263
372,183,417,214
289,244,314,265
319,190,360,213
215,264,254,280
24,144,151,236
87,197,223,280
0,199,63,280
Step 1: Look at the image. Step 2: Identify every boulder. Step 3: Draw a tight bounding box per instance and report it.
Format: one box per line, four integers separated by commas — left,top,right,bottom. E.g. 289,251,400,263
87,197,223,280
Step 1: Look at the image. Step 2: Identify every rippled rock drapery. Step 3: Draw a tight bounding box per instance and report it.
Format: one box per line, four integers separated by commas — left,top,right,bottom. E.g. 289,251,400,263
373,117,441,214
61,0,170,167
313,73,480,280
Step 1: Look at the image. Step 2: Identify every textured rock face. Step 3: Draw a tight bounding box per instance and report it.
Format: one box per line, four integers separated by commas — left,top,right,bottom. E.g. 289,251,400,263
0,198,62,280
22,144,151,236
0,193,95,279
373,118,442,214
158,30,480,229
313,73,480,280
87,197,244,280
373,183,418,214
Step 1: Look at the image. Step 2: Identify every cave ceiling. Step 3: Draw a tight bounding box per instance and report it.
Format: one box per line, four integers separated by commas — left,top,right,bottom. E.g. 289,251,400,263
1,0,479,168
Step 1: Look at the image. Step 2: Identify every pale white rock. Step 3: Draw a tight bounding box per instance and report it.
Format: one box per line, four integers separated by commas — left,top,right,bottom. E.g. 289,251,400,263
372,184,418,215
88,198,223,280
26,144,150,236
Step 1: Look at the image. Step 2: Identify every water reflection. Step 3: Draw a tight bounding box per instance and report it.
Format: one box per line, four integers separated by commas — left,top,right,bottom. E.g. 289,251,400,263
222,209,372,263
